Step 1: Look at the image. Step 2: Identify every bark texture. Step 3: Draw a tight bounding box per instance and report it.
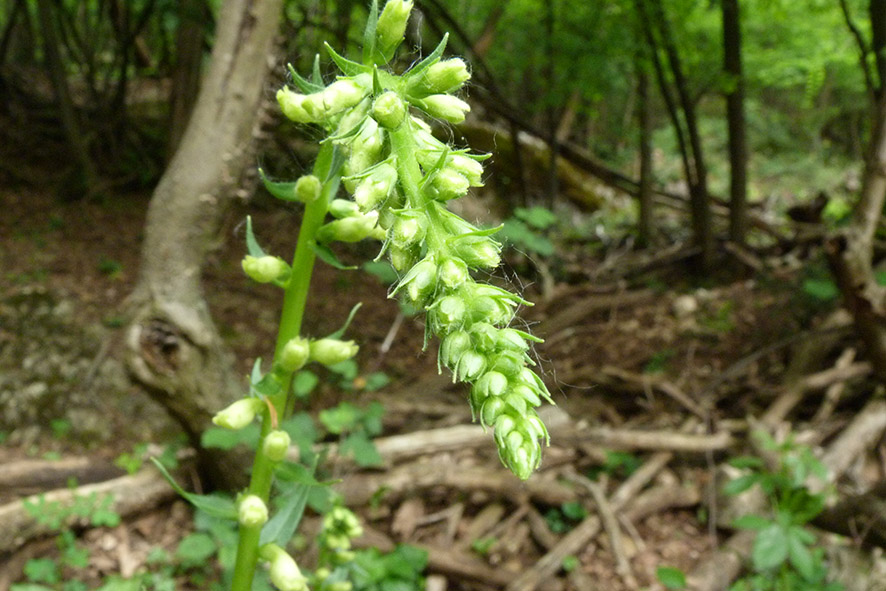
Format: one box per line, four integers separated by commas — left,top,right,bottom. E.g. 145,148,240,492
722,0,748,245
125,0,282,486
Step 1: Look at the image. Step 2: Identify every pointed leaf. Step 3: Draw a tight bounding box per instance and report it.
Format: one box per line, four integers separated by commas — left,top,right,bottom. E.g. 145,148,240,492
723,473,760,496
259,168,303,202
245,216,266,257
259,482,310,547
310,242,357,270
325,42,371,76
407,33,449,78
787,529,816,580
311,54,323,86
287,63,323,94
362,0,379,66
326,303,363,339
752,523,789,571
150,459,237,519
732,514,771,531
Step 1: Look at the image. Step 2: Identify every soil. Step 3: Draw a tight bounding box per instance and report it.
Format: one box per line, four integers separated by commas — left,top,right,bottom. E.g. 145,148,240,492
0,182,871,591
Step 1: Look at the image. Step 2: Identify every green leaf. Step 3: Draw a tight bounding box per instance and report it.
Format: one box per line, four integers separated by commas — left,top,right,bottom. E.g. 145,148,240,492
362,0,379,66
787,528,816,580
802,278,839,302
406,33,449,79
732,514,772,531
281,413,319,451
311,54,323,87
363,260,399,284
365,371,391,392
561,501,588,521
96,577,143,591
259,169,302,202
325,42,370,76
311,242,357,270
245,216,266,258
202,424,261,450
24,558,59,584
752,523,789,571
259,482,310,547
320,402,361,434
515,206,558,230
341,432,384,467
326,303,363,340
656,566,687,589
292,370,319,397
723,473,760,496
287,63,323,94
150,459,237,520
728,456,765,470
176,532,217,567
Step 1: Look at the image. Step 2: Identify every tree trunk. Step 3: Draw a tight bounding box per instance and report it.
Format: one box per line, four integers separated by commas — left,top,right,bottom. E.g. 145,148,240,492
722,0,748,245
168,0,207,158
826,93,886,380
871,0,886,94
637,59,654,246
125,0,283,488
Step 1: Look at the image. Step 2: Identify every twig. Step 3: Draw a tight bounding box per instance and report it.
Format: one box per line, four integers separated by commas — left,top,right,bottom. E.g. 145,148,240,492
812,349,857,423
598,366,708,419
560,425,734,453
820,398,886,483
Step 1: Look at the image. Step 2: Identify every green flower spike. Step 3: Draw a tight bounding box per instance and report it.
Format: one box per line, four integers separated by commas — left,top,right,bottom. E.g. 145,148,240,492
271,0,552,480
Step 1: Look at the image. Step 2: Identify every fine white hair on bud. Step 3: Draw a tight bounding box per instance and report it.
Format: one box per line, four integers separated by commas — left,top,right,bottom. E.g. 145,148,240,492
213,398,265,430
419,94,470,124
238,494,269,528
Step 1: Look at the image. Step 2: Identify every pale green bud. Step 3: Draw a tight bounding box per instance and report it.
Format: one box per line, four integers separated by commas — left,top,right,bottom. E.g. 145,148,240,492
372,91,407,129
504,392,528,415
310,339,359,366
329,582,353,591
511,383,541,407
455,350,485,381
394,258,437,303
261,544,308,591
315,568,331,581
480,396,505,427
389,244,418,271
450,154,484,186
213,398,265,430
391,212,426,246
238,494,269,527
452,235,501,269
432,295,466,331
471,296,515,326
431,168,470,200
470,322,499,351
490,350,525,377
329,198,360,219
409,58,470,96
317,211,380,243
440,330,471,368
303,79,367,119
280,336,310,372
325,533,350,550
242,255,288,283
438,258,469,289
376,0,414,56
354,163,397,211
325,506,363,538
263,429,291,462
347,119,383,175
497,328,530,352
475,371,509,398
420,94,470,124
277,88,314,123
333,549,356,564
295,174,322,202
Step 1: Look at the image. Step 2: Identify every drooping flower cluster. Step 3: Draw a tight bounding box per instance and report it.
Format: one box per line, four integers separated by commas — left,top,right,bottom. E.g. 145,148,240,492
272,0,552,479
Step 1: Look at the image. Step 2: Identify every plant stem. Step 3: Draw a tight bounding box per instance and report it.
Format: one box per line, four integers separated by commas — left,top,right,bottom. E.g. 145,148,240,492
230,143,340,591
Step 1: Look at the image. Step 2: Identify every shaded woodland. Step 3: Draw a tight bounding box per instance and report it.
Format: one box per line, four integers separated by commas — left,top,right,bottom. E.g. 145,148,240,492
3,1,886,590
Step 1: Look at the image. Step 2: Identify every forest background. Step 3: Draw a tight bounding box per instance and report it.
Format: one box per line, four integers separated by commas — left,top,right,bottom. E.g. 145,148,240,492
3,0,886,590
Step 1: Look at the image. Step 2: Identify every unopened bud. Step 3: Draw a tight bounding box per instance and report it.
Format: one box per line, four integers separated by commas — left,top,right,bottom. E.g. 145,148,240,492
295,175,322,202
433,295,466,329
391,213,426,246
317,211,380,243
310,339,359,366
328,199,360,219
450,154,484,186
238,494,269,527
303,79,367,119
376,0,414,57
280,336,310,372
440,330,471,368
353,163,397,211
372,91,407,129
453,235,500,269
277,88,314,123
438,258,468,288
213,398,265,430
401,258,437,303
426,58,470,92
242,255,288,283
389,244,417,271
261,544,308,591
455,350,485,381
432,168,470,200
263,429,291,462
420,94,470,124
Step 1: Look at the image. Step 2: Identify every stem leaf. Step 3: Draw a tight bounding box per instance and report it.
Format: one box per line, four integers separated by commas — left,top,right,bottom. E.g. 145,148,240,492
407,33,449,79
245,216,266,258
326,303,363,340
310,241,357,270
259,168,302,202
150,459,237,520
259,480,310,547
287,63,323,94
325,42,371,76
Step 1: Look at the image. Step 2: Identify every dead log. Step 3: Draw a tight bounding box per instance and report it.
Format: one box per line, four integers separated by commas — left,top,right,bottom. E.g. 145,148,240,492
0,457,125,498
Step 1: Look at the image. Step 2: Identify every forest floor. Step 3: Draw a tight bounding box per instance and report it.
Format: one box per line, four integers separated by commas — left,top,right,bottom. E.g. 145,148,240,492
0,183,880,591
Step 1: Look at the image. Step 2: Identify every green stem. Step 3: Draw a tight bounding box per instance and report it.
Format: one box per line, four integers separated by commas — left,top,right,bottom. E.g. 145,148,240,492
230,143,340,591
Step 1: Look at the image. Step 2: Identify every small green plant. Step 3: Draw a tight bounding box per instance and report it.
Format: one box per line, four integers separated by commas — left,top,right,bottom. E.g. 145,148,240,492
587,450,642,480
498,206,557,258
656,566,687,590
724,432,841,591
544,501,588,533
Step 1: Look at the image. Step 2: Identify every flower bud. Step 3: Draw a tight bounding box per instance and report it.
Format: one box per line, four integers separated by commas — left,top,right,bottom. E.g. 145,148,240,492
469,322,499,351
438,257,469,289
277,88,314,123
329,582,353,591
430,168,470,201
317,211,380,243
261,544,308,591
440,330,471,368
212,398,265,430
497,328,530,352
372,91,407,129
263,429,291,462
420,94,470,124
238,494,269,527
303,79,367,119
455,350,485,381
431,295,466,331
353,163,397,211
346,119,383,176
389,244,417,271
490,350,525,377
480,396,505,427
470,296,515,326
504,392,528,415
450,154,484,186
376,0,414,56
394,258,437,304
422,58,471,94
452,235,501,269
279,336,310,372
511,383,541,408
242,255,288,283
475,371,508,398
310,339,359,366
295,174,322,202
325,506,363,538
328,198,360,219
